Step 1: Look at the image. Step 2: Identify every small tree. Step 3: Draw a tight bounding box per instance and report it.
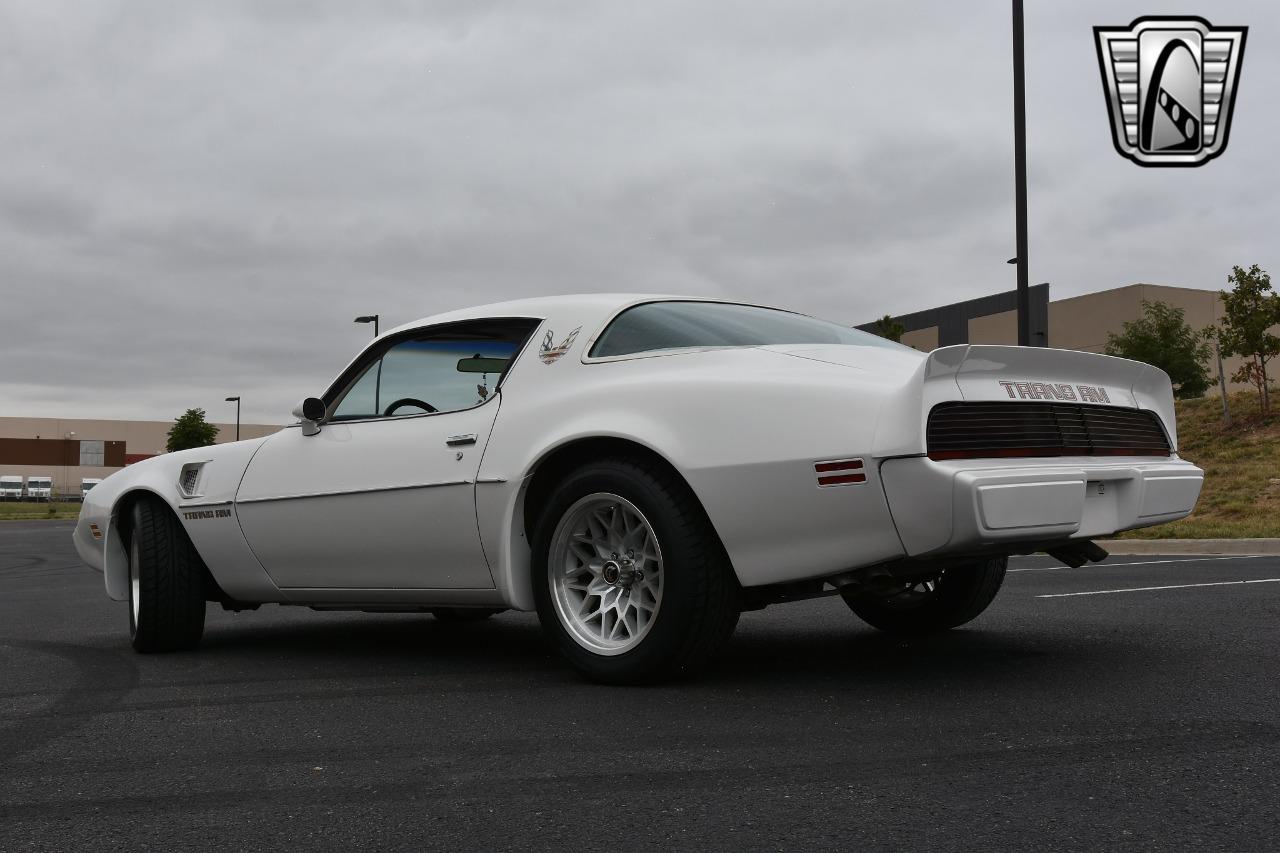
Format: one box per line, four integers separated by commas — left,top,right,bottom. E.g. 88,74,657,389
1212,264,1280,413
1104,300,1211,399
166,408,220,452
874,314,906,343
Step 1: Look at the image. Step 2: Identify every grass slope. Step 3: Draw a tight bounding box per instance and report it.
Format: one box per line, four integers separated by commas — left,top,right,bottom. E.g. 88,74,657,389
1123,391,1280,538
0,501,81,521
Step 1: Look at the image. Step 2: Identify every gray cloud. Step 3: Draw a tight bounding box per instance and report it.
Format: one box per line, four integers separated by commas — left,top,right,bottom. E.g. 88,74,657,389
1,0,1275,424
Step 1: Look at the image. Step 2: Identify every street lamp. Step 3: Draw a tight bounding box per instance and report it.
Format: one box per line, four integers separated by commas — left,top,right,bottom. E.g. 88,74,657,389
225,396,241,441
354,315,379,337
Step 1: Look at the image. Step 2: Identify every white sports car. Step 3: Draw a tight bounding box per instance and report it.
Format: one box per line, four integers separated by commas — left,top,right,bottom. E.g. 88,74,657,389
75,295,1203,682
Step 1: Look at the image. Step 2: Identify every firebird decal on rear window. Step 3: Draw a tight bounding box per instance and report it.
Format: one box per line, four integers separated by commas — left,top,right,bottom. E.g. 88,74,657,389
998,380,1111,403
539,327,580,364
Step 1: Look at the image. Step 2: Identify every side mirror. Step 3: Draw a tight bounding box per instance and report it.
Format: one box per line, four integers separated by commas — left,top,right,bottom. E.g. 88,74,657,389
292,397,327,436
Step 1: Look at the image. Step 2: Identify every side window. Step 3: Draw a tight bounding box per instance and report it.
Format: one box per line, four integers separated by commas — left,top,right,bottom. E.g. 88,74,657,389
329,319,538,421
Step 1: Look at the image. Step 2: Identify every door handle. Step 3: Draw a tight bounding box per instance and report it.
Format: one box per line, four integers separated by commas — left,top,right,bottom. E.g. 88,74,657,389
446,433,478,447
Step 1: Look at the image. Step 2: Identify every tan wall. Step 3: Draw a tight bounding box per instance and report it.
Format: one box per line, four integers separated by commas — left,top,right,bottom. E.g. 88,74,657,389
0,417,280,455
904,283,1270,397
1047,283,1266,394
968,309,1018,345
1048,283,1224,353
0,417,282,497
901,326,939,351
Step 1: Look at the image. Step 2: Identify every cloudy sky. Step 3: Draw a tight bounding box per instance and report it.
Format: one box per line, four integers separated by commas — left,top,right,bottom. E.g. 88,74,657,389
2,0,1275,424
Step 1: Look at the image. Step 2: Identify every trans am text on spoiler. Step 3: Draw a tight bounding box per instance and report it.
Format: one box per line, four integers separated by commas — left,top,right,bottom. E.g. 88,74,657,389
74,295,1203,683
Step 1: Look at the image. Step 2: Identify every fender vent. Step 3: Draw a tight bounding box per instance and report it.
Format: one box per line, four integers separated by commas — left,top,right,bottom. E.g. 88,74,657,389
927,402,1171,460
178,464,204,498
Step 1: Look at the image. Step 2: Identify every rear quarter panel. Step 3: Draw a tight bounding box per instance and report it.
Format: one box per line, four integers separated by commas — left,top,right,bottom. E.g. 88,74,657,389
477,343,913,609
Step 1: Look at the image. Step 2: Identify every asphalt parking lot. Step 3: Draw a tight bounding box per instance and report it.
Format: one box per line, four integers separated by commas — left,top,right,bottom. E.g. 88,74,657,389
2,521,1278,851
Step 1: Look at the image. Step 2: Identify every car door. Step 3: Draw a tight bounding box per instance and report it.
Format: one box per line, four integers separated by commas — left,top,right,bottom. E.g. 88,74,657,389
235,318,540,591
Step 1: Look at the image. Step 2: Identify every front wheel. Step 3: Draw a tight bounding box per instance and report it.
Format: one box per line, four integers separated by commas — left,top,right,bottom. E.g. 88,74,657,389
841,557,1007,634
128,496,207,652
532,458,740,684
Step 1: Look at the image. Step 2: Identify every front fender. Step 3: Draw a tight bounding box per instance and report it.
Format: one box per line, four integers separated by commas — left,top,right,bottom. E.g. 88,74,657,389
73,438,284,604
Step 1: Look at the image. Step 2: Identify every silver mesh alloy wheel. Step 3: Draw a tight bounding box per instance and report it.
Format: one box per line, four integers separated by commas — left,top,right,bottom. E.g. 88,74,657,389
548,493,664,656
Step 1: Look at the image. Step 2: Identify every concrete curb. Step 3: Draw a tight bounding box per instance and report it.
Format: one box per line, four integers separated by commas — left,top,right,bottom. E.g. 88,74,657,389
1098,538,1280,556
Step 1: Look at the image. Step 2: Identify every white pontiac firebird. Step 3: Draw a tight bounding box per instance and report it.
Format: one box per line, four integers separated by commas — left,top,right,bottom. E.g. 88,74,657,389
75,295,1203,682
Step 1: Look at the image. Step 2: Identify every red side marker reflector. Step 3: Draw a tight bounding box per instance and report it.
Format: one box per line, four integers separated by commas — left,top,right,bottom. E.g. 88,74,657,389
815,459,864,473
815,459,866,486
817,472,867,486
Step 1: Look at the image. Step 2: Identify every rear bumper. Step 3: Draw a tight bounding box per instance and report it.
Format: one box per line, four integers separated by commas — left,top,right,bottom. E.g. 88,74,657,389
880,455,1203,557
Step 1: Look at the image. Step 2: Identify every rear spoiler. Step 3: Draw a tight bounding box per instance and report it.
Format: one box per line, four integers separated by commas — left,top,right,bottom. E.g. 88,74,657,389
872,345,1177,458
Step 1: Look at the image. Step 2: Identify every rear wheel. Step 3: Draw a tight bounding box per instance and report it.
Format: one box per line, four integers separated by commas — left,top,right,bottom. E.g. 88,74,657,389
841,557,1007,634
128,496,207,652
532,458,740,684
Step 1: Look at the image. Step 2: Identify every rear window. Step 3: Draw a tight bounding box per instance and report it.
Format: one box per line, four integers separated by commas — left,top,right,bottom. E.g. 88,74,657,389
590,301,907,358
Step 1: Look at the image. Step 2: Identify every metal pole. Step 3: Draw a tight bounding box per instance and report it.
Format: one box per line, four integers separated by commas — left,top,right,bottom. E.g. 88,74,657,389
225,396,241,441
373,315,379,337
1012,0,1031,346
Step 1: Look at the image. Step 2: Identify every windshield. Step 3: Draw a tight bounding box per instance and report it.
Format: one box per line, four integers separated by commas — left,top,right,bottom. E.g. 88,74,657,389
590,301,909,358
28,479,51,487
82,482,97,491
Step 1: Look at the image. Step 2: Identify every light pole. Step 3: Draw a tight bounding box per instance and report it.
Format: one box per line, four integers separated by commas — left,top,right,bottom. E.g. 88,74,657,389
225,396,240,441
354,315,379,337
1011,0,1031,346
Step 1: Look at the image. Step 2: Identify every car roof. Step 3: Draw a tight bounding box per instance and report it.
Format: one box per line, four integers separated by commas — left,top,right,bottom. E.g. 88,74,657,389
381,293,727,338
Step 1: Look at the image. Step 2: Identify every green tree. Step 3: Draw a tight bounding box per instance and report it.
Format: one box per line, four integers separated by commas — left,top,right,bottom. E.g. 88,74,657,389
1211,264,1280,413
1104,300,1212,399
873,314,905,343
166,408,220,452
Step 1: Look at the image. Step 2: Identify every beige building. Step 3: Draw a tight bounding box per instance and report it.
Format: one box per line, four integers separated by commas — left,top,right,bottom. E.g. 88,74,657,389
0,417,280,498
893,283,1257,394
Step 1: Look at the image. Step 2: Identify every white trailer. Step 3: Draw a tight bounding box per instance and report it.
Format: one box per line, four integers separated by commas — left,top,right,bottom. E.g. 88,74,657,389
80,478,103,501
0,475,22,501
25,476,53,501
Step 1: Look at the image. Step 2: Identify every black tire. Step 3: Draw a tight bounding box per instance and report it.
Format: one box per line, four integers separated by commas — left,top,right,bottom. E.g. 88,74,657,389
841,557,1007,634
430,607,503,622
128,496,207,652
532,457,740,685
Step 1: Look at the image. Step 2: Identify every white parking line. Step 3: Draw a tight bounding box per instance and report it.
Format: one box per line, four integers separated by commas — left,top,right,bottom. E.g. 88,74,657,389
1038,578,1280,598
1009,555,1268,573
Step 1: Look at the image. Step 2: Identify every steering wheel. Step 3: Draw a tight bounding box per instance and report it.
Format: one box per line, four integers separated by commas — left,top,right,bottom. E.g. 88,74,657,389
383,397,438,416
